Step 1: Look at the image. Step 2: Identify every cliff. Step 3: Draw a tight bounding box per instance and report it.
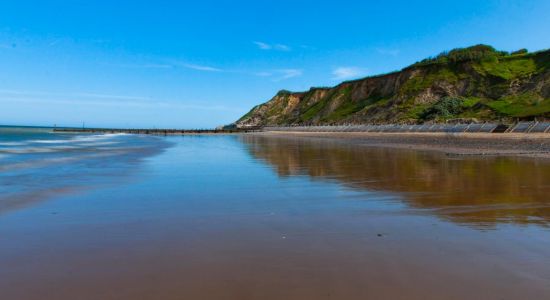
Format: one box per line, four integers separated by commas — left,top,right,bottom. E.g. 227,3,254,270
236,45,550,127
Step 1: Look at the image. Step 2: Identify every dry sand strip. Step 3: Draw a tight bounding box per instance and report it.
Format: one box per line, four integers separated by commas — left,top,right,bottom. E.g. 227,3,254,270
254,131,550,159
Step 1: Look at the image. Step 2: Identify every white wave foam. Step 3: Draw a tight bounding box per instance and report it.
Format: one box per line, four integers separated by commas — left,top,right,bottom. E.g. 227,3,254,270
30,134,115,144
0,145,80,154
31,139,71,144
0,150,131,172
80,141,120,146
0,133,128,154
0,141,26,146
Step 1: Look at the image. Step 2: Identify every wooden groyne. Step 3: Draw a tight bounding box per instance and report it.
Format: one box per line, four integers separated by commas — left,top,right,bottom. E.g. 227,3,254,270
53,128,262,135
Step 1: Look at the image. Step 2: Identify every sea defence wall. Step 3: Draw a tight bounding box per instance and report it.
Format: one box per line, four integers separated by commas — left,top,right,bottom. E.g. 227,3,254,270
52,122,550,135
263,122,550,134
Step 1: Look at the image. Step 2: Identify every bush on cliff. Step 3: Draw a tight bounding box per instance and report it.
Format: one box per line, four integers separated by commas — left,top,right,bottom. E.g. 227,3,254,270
420,97,464,120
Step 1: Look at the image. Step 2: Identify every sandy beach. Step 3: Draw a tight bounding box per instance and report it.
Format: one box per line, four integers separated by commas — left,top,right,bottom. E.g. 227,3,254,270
255,131,550,158
2,131,550,299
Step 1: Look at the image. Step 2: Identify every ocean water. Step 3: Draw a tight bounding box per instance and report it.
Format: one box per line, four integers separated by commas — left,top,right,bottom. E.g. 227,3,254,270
0,126,170,214
1,128,550,299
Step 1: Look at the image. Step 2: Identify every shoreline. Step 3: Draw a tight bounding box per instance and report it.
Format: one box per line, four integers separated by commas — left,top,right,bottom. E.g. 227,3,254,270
52,127,550,158
252,131,550,159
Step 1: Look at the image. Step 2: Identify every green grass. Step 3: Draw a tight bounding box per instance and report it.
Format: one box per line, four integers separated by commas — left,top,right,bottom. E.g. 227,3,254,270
325,103,362,121
462,97,481,108
299,89,344,122
478,58,537,80
401,67,459,94
487,93,550,117
323,95,359,121
301,100,326,121
323,91,387,122
402,103,430,120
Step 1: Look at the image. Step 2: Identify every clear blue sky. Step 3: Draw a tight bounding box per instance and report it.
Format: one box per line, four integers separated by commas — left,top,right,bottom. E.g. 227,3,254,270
1,0,549,128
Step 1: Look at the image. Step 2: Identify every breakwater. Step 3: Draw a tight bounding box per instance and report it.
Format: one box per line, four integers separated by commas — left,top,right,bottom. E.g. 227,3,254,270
53,128,261,135
263,122,550,134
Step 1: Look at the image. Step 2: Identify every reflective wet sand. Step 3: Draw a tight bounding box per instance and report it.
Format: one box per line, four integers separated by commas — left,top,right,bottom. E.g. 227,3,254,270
242,134,550,228
1,135,549,299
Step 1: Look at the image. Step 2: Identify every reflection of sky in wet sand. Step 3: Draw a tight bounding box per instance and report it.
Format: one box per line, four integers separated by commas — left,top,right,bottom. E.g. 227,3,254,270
241,135,550,228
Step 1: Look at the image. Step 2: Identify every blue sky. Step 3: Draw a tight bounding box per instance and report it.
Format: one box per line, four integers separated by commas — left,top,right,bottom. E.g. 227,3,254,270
1,0,549,128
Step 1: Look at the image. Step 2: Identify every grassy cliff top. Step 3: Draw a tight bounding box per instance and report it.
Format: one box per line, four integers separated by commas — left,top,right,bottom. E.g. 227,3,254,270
237,45,550,127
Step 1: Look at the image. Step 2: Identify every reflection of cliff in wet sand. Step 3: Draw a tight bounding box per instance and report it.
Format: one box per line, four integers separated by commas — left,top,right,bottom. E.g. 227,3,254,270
241,134,550,228
259,131,550,157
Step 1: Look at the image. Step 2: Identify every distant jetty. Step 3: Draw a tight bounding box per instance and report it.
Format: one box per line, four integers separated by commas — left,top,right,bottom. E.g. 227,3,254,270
53,128,262,135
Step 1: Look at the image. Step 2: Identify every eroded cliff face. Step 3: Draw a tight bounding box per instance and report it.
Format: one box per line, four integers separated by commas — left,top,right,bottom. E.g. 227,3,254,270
236,46,550,127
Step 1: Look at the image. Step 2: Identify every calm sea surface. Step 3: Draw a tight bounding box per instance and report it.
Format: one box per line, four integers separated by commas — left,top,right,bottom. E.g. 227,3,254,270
1,127,549,299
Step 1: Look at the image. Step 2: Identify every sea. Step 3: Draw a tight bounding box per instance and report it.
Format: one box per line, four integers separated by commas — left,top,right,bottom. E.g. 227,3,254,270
0,126,170,213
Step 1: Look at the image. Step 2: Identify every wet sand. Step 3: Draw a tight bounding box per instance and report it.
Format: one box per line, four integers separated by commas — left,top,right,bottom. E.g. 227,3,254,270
1,135,550,299
258,131,550,158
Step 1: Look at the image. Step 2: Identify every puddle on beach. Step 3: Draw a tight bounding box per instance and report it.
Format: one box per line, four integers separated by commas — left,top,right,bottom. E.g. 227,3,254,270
1,134,549,300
